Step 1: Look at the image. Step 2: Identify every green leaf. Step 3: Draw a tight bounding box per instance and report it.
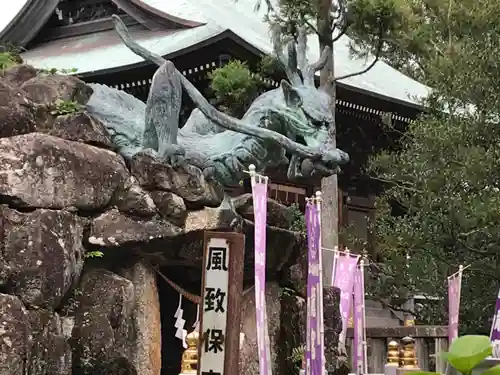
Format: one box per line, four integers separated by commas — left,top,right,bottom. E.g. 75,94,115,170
442,335,492,374
481,364,500,375
410,371,440,375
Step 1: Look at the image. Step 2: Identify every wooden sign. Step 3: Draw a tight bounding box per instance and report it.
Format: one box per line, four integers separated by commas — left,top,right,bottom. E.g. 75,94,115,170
198,231,245,375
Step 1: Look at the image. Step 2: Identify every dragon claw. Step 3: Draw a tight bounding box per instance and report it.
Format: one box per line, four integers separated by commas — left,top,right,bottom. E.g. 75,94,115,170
321,148,350,165
141,148,159,158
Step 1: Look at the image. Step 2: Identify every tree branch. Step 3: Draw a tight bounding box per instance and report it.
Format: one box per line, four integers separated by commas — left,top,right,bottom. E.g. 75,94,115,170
332,20,349,43
368,176,424,193
309,46,331,71
331,0,348,42
334,29,383,82
304,19,320,36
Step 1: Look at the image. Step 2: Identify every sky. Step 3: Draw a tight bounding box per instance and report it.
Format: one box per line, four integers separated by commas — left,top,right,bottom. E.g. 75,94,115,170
0,1,29,34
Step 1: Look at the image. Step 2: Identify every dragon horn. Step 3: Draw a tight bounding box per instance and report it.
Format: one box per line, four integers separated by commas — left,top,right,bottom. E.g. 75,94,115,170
305,46,331,86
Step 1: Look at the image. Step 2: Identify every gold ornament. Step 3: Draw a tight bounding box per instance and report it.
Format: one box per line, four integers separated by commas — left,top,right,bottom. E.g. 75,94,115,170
387,340,400,365
181,330,199,373
399,336,418,369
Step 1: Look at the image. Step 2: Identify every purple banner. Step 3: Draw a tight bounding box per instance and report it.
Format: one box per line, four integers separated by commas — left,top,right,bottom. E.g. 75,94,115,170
353,264,367,374
448,271,462,343
251,177,272,375
490,287,500,344
332,253,360,343
305,201,323,375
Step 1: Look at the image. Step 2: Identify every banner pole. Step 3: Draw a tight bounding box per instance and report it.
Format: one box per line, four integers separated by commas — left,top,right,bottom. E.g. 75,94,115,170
305,200,312,375
331,248,339,286
360,260,368,374
248,164,272,375
316,191,325,375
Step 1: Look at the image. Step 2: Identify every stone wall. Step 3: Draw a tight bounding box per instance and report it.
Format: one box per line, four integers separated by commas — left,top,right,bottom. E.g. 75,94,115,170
0,64,341,375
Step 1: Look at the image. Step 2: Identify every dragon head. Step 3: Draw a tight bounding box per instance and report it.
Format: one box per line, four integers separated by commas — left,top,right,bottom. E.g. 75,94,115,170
258,26,349,178
275,80,332,150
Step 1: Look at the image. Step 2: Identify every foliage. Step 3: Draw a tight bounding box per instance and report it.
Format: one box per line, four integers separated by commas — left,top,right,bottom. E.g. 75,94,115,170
288,203,307,236
347,0,500,84
208,57,281,117
50,99,83,116
0,52,20,71
254,0,404,82
39,67,78,75
289,344,306,373
85,250,104,259
414,335,495,375
0,44,23,70
208,60,260,117
363,0,500,332
339,221,370,253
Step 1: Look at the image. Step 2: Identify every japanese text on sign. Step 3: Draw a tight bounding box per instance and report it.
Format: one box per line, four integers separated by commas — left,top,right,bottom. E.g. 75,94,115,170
199,238,230,375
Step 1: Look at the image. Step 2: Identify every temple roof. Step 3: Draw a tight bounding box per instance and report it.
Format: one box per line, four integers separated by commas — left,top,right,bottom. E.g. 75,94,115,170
21,24,225,75
1,0,59,47
10,0,430,107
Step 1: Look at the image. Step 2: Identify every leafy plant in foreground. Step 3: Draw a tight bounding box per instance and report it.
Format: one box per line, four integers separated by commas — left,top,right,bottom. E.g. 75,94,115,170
415,335,498,375
50,99,83,116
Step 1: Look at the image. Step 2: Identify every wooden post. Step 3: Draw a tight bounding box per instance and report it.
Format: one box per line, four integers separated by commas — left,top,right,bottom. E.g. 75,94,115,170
198,231,245,375
435,337,448,373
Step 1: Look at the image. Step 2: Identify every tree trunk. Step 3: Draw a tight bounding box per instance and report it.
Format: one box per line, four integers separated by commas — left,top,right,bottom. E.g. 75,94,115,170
317,0,338,288
316,2,350,375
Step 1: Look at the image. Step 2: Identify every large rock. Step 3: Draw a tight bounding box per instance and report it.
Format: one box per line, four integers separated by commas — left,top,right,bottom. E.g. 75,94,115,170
0,64,38,86
118,261,161,375
113,177,157,218
150,191,187,225
28,309,72,375
323,287,349,375
277,287,346,375
278,293,306,375
175,207,243,264
71,269,136,375
0,207,85,309
175,208,303,272
0,133,129,210
242,219,304,275
0,79,36,138
131,153,224,207
89,209,181,247
0,293,31,375
233,193,293,229
21,74,93,106
50,112,115,150
239,282,282,375
287,249,308,297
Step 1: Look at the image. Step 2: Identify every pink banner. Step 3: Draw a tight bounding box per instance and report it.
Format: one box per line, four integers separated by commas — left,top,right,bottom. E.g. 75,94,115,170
252,176,272,375
448,270,462,343
490,287,500,344
305,201,324,375
353,264,367,374
332,253,360,343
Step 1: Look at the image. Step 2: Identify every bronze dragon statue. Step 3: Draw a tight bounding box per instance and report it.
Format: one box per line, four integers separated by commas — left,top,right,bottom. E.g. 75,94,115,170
85,15,349,186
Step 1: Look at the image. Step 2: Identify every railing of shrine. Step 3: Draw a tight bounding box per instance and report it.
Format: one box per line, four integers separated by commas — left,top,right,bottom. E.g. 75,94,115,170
346,326,449,373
